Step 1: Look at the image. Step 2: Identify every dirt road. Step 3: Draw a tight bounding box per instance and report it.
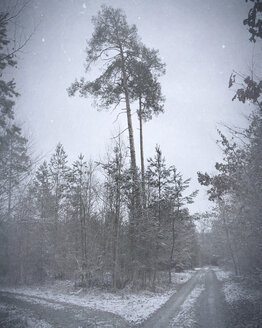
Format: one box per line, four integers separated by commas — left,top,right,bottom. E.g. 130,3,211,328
0,268,228,328
141,270,203,328
141,268,228,328
0,292,130,327
194,270,228,328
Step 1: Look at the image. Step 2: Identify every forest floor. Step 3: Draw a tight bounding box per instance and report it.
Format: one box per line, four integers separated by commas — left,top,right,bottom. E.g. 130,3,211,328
0,267,261,327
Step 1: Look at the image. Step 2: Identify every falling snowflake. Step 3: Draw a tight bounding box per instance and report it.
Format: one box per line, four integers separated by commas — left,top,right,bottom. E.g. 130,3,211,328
82,3,86,9
222,44,226,49
42,38,45,43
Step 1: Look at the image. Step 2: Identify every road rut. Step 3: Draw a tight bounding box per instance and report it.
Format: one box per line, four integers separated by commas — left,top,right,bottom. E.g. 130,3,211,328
141,270,203,328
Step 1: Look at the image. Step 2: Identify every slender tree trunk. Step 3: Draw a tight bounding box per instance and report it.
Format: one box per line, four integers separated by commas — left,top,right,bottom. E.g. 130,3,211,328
169,207,179,283
113,182,121,290
8,141,13,218
54,177,59,277
119,45,141,278
80,207,84,266
79,172,87,271
8,173,12,217
83,206,87,266
40,222,44,282
153,174,162,285
169,213,175,283
139,97,146,207
119,46,137,179
85,166,93,265
113,141,122,290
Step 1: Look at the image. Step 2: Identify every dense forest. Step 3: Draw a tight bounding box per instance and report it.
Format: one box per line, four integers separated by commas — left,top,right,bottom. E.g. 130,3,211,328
0,5,199,289
0,0,261,295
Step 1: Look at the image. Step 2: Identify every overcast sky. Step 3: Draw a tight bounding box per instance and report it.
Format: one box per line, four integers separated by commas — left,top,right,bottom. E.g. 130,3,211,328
1,0,257,213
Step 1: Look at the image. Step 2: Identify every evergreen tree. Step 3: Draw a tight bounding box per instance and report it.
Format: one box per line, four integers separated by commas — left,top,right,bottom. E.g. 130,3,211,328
68,6,140,183
146,146,171,284
49,143,69,276
101,141,127,289
0,12,30,220
33,161,53,219
146,146,197,284
165,168,197,282
69,154,88,271
67,5,166,275
0,12,17,130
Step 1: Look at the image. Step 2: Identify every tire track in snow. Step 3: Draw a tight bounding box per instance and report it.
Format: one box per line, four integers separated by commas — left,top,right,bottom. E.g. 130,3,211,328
140,269,204,328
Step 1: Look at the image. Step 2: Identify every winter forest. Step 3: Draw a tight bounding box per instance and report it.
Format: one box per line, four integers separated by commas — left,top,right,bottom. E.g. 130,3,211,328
0,1,262,327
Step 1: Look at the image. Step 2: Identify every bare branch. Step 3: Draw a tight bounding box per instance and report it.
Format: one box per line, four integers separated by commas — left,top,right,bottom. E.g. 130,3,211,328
6,0,31,23
111,127,128,139
112,109,127,124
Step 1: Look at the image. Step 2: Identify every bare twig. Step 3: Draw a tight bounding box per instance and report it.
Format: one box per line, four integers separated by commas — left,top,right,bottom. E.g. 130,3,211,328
111,127,128,139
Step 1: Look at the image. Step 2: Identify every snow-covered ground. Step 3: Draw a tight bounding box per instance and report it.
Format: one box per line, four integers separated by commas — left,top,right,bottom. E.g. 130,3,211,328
213,267,261,304
0,303,52,328
223,280,261,304
169,284,205,327
213,267,232,282
13,295,65,310
0,269,196,324
171,270,195,285
6,288,174,324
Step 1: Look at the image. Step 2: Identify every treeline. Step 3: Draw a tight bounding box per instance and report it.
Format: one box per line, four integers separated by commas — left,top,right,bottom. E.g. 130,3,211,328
0,141,198,287
198,0,262,275
0,7,198,288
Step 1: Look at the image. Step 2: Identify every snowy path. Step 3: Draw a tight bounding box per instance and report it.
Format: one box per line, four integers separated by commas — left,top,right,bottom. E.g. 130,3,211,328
140,269,204,327
0,292,130,327
141,268,228,328
194,270,228,328
0,268,230,327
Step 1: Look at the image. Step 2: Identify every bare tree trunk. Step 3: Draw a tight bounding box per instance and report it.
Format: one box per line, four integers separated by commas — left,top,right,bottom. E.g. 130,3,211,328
119,46,137,179
8,141,13,218
112,140,122,290
168,207,179,283
112,184,120,290
139,97,146,207
86,165,94,262
54,177,59,277
154,173,161,281
83,205,87,267
119,44,141,280
169,213,176,283
79,171,87,272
